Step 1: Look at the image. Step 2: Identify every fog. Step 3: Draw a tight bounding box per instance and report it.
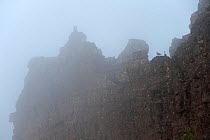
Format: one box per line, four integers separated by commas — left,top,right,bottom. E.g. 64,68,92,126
0,0,198,139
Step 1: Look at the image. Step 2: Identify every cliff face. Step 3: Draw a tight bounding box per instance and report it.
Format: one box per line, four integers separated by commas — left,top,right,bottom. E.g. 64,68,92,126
11,1,210,140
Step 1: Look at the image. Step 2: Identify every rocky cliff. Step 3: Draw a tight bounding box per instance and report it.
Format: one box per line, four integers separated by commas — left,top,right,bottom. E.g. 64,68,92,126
11,0,210,140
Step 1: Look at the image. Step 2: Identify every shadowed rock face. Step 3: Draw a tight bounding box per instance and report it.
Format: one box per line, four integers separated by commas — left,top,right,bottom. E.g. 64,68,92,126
11,1,209,140
169,35,189,57
190,0,209,29
117,39,149,63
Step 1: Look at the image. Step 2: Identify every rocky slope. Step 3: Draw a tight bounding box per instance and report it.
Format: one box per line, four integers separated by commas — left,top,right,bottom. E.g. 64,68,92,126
10,0,209,140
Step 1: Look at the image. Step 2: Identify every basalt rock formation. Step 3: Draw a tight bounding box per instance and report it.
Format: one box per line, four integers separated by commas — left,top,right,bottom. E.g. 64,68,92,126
10,0,209,140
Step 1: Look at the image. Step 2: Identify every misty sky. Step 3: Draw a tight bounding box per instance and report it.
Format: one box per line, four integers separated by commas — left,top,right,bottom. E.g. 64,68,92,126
0,0,198,139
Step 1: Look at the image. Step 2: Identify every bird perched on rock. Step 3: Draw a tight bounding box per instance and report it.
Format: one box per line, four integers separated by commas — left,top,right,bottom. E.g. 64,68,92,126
156,52,162,56
164,51,167,56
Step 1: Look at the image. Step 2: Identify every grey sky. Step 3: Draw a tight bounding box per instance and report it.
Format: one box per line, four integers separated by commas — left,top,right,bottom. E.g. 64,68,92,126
0,0,198,139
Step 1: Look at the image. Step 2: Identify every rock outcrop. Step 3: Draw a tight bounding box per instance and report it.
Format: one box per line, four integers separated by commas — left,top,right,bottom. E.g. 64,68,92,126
190,0,209,29
11,1,209,140
169,36,188,57
117,39,149,63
